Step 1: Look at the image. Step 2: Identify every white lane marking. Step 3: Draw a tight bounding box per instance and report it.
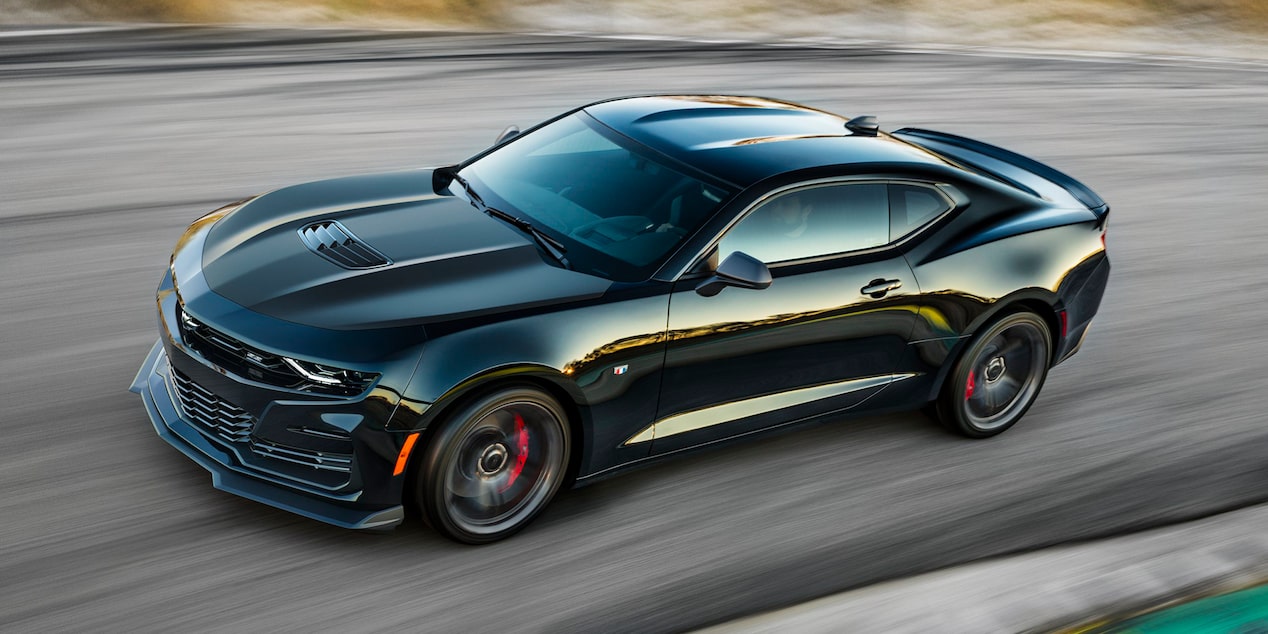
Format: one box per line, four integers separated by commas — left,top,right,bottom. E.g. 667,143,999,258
0,26,152,38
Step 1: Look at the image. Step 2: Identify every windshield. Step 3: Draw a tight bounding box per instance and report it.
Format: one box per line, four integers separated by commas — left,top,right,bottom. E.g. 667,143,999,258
459,113,734,282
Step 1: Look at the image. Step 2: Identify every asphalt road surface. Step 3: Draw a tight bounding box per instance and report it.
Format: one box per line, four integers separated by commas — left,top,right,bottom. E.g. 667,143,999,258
3,27,1267,632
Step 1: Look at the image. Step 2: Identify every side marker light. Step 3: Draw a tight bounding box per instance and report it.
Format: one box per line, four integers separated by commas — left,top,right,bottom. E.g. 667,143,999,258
394,432,420,476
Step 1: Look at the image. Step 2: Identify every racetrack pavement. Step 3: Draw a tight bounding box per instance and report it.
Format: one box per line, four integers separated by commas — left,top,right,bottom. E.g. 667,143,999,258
2,27,1267,632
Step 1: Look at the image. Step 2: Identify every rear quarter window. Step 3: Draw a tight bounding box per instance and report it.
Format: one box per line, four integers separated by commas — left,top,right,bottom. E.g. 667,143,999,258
890,183,952,240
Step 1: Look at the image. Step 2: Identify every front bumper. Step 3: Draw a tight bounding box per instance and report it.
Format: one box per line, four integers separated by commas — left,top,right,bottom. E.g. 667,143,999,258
130,340,405,529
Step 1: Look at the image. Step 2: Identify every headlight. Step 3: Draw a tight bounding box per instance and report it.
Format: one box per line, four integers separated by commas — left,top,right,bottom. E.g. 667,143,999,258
177,304,378,396
281,357,377,391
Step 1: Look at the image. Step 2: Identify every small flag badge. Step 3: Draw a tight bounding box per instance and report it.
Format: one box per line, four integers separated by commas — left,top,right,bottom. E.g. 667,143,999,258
613,364,629,375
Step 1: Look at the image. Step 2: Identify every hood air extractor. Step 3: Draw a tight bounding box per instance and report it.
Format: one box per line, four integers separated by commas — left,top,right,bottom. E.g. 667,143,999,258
298,220,392,269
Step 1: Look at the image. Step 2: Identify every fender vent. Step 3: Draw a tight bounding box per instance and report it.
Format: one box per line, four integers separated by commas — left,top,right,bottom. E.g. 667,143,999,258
298,220,392,269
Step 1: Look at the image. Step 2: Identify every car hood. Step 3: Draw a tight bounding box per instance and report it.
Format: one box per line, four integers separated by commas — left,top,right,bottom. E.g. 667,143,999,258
201,169,612,330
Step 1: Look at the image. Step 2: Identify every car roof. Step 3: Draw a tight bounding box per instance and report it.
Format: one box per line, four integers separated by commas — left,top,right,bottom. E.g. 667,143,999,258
583,95,953,188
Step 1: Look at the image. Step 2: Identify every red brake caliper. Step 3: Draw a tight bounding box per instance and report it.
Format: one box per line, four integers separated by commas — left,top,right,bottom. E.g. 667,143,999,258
500,412,530,492
965,370,976,400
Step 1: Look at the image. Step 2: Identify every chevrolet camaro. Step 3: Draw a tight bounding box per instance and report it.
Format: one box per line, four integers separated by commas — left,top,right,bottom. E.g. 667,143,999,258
131,95,1110,543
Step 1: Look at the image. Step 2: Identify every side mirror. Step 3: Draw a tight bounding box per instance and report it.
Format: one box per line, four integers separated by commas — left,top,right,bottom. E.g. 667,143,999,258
695,251,772,297
494,125,520,146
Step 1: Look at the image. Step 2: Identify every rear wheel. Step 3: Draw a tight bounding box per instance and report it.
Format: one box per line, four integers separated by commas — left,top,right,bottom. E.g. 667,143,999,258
415,386,570,544
936,311,1051,438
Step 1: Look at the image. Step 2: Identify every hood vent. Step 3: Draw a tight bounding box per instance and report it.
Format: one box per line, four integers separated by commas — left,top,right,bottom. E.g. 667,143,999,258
298,220,392,269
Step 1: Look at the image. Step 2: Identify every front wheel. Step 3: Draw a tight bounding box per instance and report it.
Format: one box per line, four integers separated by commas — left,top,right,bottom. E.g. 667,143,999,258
415,386,570,544
935,311,1052,438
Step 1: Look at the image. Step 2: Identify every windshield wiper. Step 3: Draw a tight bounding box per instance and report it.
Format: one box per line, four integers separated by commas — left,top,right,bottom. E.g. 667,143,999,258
440,168,570,268
447,171,486,209
483,206,571,269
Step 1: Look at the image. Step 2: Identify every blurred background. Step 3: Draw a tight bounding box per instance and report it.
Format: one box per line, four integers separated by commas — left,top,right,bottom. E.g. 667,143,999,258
5,0,1268,56
2,1,1267,632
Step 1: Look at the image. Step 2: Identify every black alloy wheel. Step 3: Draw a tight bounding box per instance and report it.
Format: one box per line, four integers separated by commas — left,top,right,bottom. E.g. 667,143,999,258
416,386,570,544
937,311,1052,438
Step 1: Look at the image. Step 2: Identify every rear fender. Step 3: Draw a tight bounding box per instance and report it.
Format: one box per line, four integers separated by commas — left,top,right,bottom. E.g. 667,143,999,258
915,289,1060,403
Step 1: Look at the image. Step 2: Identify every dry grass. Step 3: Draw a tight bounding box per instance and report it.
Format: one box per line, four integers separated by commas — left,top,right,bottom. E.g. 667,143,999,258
12,0,513,27
499,0,1268,57
9,0,1268,34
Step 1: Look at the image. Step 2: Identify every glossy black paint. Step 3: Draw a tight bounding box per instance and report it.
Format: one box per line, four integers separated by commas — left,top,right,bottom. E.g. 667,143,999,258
202,170,612,329
131,95,1110,530
652,254,919,454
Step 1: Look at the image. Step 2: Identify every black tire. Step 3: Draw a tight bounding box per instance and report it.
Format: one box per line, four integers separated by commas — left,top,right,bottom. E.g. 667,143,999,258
415,386,570,544
935,311,1052,438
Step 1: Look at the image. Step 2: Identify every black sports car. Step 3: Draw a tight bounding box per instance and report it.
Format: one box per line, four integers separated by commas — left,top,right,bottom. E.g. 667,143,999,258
131,95,1110,543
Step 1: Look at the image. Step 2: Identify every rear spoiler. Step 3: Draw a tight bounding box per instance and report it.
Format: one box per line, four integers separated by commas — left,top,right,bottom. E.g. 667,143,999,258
893,127,1108,219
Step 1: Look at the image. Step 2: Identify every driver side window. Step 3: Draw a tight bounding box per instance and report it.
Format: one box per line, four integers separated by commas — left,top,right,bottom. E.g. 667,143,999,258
719,183,889,264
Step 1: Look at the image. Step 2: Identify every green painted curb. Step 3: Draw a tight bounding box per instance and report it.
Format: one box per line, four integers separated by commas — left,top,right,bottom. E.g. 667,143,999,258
1085,583,1268,633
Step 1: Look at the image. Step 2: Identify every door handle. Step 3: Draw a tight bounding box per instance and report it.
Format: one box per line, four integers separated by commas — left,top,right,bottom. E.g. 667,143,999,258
861,278,902,298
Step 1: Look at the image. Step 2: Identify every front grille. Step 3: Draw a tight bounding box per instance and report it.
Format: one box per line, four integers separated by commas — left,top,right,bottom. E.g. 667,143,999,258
177,306,374,397
172,368,256,444
249,438,353,473
178,308,303,388
298,220,391,269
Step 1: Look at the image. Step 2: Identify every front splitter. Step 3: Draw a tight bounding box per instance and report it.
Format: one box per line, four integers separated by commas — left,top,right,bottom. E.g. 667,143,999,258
130,340,404,530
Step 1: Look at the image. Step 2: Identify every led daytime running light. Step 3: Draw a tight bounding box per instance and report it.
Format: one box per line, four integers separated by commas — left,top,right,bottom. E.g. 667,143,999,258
282,357,343,386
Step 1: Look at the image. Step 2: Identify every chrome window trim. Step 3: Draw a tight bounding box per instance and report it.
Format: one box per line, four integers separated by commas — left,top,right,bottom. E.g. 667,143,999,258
672,176,958,279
